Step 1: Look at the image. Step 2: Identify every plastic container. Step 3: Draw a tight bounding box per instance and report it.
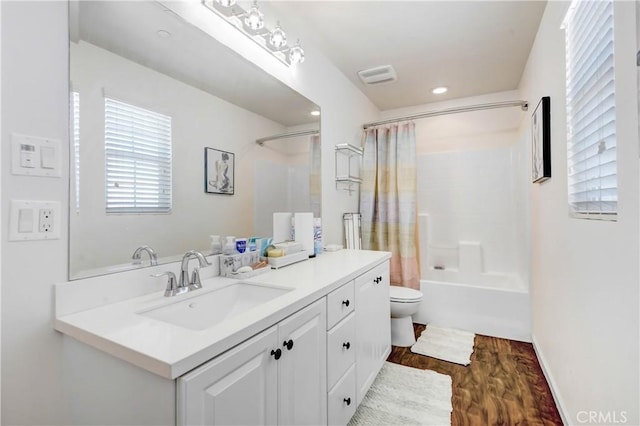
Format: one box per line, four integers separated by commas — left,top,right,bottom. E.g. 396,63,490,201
235,238,247,254
223,236,236,255
313,218,322,256
210,235,222,255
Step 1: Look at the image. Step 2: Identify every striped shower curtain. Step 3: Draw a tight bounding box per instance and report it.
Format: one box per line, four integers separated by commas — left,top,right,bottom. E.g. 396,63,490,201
359,122,420,289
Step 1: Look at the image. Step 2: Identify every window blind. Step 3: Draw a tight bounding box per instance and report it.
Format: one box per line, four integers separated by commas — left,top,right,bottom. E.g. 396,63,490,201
104,98,172,214
71,92,80,211
564,0,616,219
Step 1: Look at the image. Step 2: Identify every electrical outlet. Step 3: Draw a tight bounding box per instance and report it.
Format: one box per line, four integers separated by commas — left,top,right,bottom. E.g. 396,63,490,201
39,208,54,233
9,200,60,241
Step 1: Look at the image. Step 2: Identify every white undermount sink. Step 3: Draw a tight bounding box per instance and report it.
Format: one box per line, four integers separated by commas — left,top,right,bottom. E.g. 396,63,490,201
138,282,293,331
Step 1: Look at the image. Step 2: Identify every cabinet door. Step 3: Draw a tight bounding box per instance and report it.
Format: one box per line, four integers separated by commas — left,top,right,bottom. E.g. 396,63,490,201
177,326,278,426
354,261,391,404
277,299,327,426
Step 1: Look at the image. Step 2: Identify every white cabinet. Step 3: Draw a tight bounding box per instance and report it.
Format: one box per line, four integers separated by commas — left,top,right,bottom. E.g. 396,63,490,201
326,281,357,426
355,262,391,404
178,299,326,426
278,299,327,425
177,326,278,426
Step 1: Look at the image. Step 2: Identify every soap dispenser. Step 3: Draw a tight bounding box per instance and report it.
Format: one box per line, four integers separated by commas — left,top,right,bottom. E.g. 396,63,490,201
210,235,222,255
223,236,236,255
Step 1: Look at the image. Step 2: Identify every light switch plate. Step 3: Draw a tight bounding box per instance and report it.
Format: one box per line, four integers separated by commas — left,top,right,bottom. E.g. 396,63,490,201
11,133,61,177
9,200,61,241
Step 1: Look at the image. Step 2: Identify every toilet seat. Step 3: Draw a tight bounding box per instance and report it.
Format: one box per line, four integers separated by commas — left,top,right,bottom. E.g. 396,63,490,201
389,286,423,303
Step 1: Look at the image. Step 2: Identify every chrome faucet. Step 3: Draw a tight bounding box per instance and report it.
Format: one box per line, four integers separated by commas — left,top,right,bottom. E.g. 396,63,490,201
132,245,158,266
179,250,211,291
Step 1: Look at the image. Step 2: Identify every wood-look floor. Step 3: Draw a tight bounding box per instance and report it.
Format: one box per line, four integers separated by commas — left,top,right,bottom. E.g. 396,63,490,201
386,324,563,426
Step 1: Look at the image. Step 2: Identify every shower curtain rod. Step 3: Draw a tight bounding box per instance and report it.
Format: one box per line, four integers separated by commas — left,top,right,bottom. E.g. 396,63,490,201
362,100,529,129
256,129,320,146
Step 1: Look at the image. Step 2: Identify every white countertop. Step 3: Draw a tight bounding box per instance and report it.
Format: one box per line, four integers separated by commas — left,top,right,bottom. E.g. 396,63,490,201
54,250,390,379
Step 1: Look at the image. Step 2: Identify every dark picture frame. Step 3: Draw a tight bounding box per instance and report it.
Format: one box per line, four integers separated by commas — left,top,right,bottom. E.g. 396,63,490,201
205,147,235,195
532,96,551,183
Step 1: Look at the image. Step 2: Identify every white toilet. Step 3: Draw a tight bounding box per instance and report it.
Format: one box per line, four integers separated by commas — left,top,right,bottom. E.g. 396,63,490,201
389,286,423,347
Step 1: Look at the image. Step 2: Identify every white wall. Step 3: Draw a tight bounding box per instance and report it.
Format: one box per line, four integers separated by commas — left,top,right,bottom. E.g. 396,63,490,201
70,41,288,274
1,1,379,424
1,2,69,424
382,91,530,282
520,1,639,424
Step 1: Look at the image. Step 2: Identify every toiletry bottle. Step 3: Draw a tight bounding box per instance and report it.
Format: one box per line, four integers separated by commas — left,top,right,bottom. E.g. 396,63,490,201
313,218,322,256
223,236,236,255
248,237,257,252
236,238,247,254
210,235,222,255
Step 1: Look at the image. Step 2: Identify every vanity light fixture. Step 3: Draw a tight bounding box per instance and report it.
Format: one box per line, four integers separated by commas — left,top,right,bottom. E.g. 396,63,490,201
432,86,448,95
288,40,305,65
202,0,305,67
243,1,264,32
269,22,287,49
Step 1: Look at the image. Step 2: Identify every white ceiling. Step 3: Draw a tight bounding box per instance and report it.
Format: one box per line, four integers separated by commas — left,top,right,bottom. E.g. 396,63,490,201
269,1,547,111
74,1,546,120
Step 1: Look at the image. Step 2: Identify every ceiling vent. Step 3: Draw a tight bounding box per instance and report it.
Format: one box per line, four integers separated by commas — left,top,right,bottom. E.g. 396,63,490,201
357,65,397,85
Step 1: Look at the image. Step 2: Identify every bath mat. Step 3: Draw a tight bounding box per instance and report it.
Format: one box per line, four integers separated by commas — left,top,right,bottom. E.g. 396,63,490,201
411,325,475,365
349,362,452,426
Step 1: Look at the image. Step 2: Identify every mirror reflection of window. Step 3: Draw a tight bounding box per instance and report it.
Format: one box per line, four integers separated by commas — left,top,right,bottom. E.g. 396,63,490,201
104,98,172,214
71,91,80,212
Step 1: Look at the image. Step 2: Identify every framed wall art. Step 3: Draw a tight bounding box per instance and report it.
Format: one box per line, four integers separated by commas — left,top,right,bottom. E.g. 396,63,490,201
205,147,235,195
532,96,551,183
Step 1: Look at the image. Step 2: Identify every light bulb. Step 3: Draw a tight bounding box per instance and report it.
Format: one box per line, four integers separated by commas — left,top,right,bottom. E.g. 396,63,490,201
216,0,236,7
244,2,264,31
289,42,305,65
269,22,287,49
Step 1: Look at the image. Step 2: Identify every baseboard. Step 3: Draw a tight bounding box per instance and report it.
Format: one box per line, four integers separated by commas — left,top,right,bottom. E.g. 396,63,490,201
531,334,570,426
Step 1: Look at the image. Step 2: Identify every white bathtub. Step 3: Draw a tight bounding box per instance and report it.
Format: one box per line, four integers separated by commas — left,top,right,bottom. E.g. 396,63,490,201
413,269,531,342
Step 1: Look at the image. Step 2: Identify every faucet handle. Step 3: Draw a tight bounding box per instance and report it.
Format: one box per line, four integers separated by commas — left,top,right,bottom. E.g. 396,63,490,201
189,268,203,291
151,271,185,297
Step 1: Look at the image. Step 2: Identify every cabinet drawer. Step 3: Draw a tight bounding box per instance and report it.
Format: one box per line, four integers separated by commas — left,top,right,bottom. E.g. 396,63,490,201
328,365,356,426
327,312,355,389
354,262,389,290
327,281,355,329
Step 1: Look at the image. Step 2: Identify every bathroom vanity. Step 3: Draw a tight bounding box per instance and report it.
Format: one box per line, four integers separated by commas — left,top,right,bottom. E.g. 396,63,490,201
55,250,391,425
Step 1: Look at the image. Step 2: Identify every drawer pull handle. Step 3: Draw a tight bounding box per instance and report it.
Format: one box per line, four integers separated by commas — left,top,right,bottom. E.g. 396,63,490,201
342,299,350,307
283,339,294,351
373,276,382,284
342,342,351,350
270,348,282,360
343,397,351,406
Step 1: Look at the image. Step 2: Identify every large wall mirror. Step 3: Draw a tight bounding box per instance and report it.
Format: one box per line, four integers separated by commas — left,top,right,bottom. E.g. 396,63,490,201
69,1,320,279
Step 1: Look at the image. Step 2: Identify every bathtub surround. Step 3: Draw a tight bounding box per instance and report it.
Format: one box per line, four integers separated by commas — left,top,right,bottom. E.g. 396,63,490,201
348,362,452,426
410,325,475,366
360,122,419,289
403,93,531,341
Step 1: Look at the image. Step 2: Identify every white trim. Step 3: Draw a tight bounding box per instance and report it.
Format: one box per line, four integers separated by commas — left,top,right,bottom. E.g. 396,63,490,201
531,334,571,426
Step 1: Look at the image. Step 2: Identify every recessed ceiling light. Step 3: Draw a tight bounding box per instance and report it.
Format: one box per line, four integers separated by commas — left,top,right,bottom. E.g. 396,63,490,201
157,30,171,38
432,86,448,95
310,110,320,117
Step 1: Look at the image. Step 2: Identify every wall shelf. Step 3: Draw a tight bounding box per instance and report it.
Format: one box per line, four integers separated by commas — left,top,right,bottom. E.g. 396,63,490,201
335,143,363,195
